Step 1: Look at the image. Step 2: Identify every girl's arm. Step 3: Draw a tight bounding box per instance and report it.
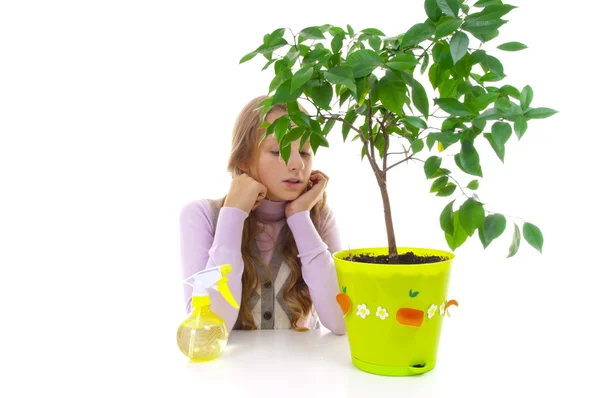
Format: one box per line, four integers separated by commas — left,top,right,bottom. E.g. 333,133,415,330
179,200,247,333
286,206,346,335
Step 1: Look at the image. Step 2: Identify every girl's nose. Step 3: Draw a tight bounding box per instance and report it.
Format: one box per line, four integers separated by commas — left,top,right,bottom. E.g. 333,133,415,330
287,151,305,171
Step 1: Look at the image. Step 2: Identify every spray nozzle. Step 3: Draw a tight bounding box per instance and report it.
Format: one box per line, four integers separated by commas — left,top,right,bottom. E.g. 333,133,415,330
184,264,240,309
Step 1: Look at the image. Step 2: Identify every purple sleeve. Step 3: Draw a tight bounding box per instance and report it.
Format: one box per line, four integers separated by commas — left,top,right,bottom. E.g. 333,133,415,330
286,206,346,335
179,200,248,333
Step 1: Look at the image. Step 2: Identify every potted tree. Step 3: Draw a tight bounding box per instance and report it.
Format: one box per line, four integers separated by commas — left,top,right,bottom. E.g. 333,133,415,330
239,0,555,376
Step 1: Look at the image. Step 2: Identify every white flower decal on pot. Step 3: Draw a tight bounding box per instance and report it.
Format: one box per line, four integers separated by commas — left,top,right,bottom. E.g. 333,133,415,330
427,304,438,319
376,306,389,320
356,304,370,319
440,301,446,316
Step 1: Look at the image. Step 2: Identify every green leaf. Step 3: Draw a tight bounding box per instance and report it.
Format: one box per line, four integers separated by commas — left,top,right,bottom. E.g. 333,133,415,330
347,24,355,36
445,211,469,251
291,67,314,92
474,92,499,111
322,118,336,136
435,98,471,116
479,214,506,248
280,141,291,164
458,198,485,236
387,54,419,71
458,140,483,177
310,132,329,154
257,38,289,54
406,78,429,119
462,18,508,35
345,49,384,78
403,116,427,129
440,199,455,235
324,66,357,94
288,111,311,128
302,48,332,66
431,176,449,192
467,180,479,190
436,0,460,18
286,126,305,143
474,0,503,7
353,76,370,106
494,96,510,112
491,121,512,147
425,0,443,22
467,4,517,21
331,33,345,53
273,116,289,143
435,18,463,39
523,222,544,254
504,104,524,121
497,41,528,51
437,183,457,197
362,28,386,36
514,116,528,139
524,107,558,119
501,84,521,99
507,223,521,258
272,79,303,105
298,27,326,43
368,36,382,51
450,32,469,64
378,73,406,114
425,156,442,179
401,22,436,48
269,73,285,94
240,50,258,64
482,55,504,77
483,132,505,162
341,109,358,142
409,289,420,298
421,51,430,75
520,85,533,110
307,82,333,109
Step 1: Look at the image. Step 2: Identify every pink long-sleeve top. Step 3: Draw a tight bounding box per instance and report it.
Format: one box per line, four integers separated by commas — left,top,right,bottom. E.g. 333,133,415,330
179,198,346,335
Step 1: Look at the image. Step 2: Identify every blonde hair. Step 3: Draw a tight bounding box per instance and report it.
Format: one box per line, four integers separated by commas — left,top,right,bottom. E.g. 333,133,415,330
214,95,327,331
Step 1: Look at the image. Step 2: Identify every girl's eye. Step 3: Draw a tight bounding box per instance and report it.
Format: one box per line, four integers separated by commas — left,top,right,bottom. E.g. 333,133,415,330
301,152,311,157
271,151,280,156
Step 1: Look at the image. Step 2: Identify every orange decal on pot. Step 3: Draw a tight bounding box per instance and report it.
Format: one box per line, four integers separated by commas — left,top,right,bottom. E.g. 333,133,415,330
446,299,458,308
445,299,458,317
396,308,424,327
336,293,352,316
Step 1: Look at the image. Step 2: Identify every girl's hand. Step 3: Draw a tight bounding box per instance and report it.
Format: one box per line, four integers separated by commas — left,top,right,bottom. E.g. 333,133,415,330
224,173,268,214
285,170,328,218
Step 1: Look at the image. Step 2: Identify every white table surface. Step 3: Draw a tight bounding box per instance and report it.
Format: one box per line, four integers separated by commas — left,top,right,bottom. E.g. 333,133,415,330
5,254,598,398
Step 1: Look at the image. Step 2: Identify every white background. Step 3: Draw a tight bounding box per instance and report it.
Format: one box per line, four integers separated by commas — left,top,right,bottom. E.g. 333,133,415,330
1,0,599,397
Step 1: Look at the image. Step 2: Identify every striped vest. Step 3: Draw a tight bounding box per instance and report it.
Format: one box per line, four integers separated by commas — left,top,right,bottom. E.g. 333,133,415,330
208,201,319,330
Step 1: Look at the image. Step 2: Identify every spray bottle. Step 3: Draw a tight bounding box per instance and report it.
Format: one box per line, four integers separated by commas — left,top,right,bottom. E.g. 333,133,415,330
176,264,240,362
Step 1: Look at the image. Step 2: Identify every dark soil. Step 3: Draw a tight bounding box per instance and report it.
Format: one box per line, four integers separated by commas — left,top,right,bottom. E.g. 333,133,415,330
344,251,448,265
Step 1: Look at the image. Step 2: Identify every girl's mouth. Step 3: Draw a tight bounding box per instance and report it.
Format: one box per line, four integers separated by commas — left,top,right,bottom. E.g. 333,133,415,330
283,179,302,189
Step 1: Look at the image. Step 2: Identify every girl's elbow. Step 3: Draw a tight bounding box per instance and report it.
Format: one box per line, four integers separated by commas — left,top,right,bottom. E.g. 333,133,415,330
323,319,347,336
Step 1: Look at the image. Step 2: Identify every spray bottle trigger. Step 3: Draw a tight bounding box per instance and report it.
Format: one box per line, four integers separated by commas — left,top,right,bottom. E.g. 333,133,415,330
217,276,240,309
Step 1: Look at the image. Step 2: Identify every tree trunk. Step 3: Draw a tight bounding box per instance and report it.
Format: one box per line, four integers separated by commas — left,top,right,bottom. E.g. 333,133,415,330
378,180,398,260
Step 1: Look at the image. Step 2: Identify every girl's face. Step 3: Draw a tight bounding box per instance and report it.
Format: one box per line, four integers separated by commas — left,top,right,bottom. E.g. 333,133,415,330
252,109,313,202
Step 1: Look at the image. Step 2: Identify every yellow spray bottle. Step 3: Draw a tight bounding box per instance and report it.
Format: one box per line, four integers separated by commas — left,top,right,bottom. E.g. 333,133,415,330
176,264,240,362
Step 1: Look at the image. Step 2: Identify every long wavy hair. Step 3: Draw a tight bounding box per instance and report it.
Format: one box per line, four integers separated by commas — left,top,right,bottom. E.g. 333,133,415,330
212,95,327,331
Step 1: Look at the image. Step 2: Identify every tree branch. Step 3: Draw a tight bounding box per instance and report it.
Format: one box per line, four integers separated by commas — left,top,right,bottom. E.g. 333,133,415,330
385,154,414,172
319,113,384,184
411,158,469,198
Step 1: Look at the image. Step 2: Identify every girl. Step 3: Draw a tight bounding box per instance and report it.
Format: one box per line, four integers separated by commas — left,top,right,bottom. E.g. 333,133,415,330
179,95,346,335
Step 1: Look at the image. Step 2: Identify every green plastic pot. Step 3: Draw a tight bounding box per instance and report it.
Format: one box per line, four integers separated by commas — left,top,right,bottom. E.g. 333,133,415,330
333,247,457,377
